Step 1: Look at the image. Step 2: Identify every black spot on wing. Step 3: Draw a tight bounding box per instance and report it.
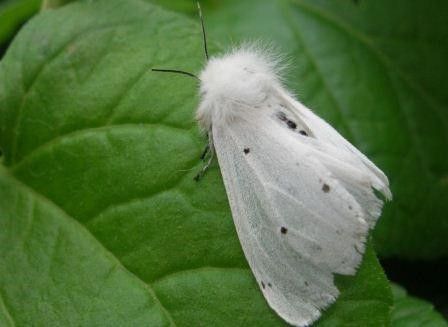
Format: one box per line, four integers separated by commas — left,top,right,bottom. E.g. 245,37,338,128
287,120,297,129
268,282,272,288
243,148,250,154
322,184,330,193
280,226,288,234
276,110,312,137
261,281,265,289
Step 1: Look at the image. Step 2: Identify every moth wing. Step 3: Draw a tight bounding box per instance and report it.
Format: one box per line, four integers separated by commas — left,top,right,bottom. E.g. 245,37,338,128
212,99,387,326
275,87,391,201
273,88,391,228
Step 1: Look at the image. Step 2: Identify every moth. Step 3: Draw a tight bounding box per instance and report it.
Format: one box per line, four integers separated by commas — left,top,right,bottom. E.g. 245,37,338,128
153,4,391,326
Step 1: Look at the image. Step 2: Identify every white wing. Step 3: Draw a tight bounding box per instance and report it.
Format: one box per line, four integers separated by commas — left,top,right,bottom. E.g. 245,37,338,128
211,95,390,326
275,87,392,200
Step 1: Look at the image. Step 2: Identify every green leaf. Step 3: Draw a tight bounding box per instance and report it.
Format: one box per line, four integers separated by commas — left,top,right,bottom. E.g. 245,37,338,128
0,0,41,46
148,0,197,14
153,0,448,259
391,284,448,327
0,0,392,325
41,0,78,10
0,166,172,326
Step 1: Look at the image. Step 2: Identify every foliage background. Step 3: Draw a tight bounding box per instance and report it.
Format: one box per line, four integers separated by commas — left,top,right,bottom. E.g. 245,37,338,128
0,0,447,326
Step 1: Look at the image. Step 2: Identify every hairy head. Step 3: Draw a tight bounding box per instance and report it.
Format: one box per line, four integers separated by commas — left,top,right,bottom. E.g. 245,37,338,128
197,45,286,131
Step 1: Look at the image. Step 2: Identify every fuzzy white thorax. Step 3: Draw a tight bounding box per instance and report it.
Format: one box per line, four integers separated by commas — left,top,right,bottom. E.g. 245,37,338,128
196,47,284,132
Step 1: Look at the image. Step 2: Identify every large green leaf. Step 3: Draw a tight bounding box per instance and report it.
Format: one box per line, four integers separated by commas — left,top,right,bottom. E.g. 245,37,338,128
0,166,172,326
154,0,448,259
0,0,392,325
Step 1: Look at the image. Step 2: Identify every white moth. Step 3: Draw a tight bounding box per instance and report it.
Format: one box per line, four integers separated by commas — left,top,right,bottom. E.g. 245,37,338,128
195,46,391,326
154,5,391,326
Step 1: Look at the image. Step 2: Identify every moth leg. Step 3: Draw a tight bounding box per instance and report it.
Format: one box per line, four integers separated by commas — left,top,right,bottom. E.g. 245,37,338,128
194,133,215,182
199,144,210,161
194,152,214,182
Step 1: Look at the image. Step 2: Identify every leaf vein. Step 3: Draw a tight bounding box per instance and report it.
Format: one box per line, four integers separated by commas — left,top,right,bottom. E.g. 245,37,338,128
0,289,16,327
10,21,143,165
292,0,448,137
2,169,177,326
10,123,194,171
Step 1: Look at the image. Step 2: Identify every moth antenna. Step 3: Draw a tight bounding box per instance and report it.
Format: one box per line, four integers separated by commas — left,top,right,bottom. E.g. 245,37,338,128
151,68,199,80
197,1,209,60
152,2,207,79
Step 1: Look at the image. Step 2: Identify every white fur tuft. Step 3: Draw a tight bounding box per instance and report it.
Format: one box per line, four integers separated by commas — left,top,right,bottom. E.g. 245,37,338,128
196,44,287,132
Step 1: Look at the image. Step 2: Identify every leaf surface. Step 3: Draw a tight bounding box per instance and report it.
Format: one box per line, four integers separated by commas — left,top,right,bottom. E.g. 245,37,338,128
391,284,448,327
